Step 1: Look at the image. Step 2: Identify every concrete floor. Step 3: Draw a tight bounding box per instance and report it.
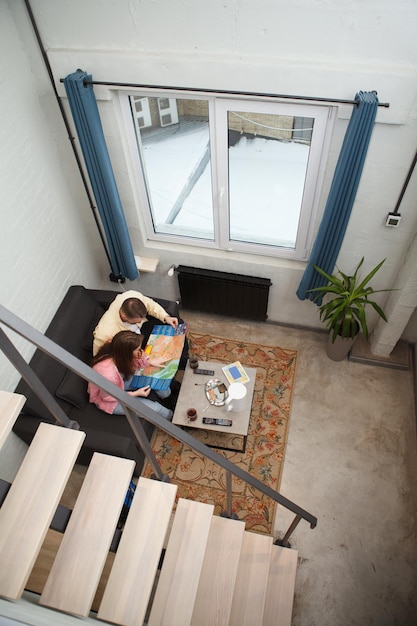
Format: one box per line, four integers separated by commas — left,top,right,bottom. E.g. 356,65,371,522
1,309,416,625
183,309,417,626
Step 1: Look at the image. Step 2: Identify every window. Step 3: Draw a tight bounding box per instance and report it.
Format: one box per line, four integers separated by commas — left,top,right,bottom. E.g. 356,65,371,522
132,96,151,129
120,91,333,260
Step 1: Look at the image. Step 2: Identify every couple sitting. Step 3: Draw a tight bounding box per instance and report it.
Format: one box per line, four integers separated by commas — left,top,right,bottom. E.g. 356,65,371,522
88,290,179,421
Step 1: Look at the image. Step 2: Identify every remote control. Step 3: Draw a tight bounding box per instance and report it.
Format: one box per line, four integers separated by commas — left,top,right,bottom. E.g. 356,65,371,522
194,368,215,375
202,417,233,426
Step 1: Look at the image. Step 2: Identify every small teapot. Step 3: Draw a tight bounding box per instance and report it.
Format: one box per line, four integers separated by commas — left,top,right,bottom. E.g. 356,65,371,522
225,382,247,412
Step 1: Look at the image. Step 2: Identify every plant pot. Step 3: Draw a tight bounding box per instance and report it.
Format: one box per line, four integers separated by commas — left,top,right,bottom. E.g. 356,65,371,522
326,333,358,361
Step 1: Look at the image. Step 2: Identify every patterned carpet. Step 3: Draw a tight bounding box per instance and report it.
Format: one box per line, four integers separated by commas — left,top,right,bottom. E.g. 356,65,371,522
142,333,298,535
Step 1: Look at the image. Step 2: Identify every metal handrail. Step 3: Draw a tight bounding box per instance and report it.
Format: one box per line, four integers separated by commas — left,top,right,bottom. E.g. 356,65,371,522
0,303,317,543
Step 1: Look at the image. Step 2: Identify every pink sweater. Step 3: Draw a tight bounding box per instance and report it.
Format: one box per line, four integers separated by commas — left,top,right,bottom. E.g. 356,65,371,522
88,355,148,414
88,359,124,414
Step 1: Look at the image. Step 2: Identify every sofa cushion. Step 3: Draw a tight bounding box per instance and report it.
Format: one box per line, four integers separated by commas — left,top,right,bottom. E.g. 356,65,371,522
82,304,107,352
56,370,89,410
14,286,102,419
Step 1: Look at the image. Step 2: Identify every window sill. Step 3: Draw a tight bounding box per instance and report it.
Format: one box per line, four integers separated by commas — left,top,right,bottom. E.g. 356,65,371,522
134,256,159,273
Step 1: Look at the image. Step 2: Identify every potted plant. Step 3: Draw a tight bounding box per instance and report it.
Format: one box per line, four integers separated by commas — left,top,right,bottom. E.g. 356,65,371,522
308,257,391,361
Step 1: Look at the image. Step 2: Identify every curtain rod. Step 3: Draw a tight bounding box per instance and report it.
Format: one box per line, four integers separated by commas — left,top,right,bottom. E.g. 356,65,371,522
74,79,390,108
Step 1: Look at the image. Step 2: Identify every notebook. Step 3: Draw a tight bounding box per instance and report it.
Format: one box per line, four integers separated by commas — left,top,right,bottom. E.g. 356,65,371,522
221,361,250,385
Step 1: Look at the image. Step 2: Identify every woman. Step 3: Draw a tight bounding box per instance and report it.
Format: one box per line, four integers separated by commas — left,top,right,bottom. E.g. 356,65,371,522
88,330,173,420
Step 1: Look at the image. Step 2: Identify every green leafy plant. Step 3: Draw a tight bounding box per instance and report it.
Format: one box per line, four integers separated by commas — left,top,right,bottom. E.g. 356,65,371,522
308,257,391,342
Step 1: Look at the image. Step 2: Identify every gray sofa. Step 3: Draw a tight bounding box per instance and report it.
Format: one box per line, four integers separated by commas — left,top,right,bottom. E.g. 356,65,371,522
13,285,186,476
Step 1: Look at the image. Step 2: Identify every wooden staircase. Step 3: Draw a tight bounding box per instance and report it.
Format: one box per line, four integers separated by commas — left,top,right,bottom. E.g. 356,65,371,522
0,391,298,625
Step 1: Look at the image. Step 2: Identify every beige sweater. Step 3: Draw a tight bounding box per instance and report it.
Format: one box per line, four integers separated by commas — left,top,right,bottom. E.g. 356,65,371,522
92,290,169,355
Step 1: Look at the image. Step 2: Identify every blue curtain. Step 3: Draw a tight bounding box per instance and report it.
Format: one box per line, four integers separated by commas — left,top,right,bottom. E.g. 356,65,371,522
296,91,379,302
63,70,138,281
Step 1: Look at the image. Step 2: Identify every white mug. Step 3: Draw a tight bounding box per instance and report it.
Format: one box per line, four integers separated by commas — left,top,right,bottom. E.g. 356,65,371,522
225,382,247,412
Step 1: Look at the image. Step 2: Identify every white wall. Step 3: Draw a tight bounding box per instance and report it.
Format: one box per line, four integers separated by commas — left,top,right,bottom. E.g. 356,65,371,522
31,0,417,327
0,1,109,392
2,0,417,392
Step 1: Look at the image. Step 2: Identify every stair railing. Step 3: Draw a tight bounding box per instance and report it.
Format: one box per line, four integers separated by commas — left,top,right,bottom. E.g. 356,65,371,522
0,303,317,545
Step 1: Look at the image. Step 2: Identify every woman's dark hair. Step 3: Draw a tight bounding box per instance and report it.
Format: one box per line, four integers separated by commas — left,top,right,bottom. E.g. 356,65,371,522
92,331,144,378
120,298,147,320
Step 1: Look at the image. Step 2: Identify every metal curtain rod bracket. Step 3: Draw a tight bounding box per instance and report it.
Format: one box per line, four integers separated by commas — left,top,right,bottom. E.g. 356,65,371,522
88,80,391,108
59,78,390,108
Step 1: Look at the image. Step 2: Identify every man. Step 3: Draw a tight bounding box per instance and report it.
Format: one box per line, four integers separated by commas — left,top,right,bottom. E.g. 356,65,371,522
93,290,178,356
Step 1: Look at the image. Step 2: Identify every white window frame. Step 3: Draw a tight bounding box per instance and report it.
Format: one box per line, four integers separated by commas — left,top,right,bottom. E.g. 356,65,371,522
119,89,335,261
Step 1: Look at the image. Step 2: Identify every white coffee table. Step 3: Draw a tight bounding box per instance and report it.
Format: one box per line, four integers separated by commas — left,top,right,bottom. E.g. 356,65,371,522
172,360,256,448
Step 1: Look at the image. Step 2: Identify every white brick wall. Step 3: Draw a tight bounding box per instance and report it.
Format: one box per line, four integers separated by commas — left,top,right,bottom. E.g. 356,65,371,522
0,3,105,391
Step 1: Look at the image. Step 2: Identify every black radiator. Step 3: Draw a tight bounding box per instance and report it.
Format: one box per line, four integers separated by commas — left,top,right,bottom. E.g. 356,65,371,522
177,265,272,321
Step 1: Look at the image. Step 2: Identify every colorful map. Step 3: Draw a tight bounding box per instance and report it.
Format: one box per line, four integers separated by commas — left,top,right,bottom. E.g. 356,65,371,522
131,323,187,391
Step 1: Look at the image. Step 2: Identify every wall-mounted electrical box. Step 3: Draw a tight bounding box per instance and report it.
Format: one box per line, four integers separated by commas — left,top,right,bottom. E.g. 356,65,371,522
385,212,402,227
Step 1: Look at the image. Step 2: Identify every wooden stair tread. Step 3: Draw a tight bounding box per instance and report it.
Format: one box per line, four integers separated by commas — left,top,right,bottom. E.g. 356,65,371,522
263,545,298,626
0,390,26,449
98,477,178,626
191,515,246,626
40,453,135,617
229,531,273,626
147,498,214,626
0,423,85,600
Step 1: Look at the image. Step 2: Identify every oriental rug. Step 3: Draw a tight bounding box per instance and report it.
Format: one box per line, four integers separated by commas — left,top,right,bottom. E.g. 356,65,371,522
142,333,298,535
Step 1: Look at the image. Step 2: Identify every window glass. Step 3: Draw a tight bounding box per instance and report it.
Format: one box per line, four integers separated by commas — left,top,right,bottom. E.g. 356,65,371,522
227,110,313,248
131,97,214,240
124,92,331,260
